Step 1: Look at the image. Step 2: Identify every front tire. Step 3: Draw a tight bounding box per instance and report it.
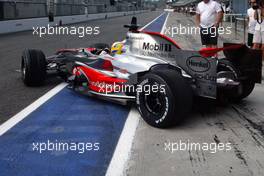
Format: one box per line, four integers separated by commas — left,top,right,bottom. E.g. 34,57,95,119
21,49,47,86
136,70,193,128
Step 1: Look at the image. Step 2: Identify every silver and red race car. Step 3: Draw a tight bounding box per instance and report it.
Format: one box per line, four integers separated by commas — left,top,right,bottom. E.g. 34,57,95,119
21,17,262,128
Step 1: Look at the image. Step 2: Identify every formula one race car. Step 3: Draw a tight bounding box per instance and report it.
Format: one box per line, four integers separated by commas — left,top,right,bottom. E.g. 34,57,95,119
21,17,262,128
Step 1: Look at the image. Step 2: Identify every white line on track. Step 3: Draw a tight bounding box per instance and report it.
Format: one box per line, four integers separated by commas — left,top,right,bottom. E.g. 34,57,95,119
0,11,169,174
105,108,139,176
0,83,67,136
0,11,167,137
161,12,170,34
105,12,169,176
0,12,164,137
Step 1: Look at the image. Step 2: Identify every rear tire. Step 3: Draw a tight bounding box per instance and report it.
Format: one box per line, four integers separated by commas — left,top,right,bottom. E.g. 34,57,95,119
233,81,255,102
217,59,255,102
136,70,193,128
21,49,47,86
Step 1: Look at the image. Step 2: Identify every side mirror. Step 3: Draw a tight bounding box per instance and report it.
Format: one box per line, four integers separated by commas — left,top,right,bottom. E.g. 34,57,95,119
124,16,141,31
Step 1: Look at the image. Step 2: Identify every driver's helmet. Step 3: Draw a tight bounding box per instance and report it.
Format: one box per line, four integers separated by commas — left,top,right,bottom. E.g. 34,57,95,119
111,42,124,54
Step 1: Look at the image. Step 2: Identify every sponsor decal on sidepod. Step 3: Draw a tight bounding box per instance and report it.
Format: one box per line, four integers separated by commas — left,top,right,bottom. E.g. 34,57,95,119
186,56,211,73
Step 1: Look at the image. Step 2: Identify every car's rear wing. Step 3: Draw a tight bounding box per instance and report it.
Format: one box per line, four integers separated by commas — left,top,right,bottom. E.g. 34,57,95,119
223,43,262,84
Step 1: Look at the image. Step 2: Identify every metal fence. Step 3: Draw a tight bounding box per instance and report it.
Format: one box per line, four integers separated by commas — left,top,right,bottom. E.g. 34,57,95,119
0,1,143,21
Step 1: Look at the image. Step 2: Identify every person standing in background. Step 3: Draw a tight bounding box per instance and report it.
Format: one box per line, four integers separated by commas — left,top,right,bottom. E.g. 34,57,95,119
253,0,264,60
247,0,257,48
196,0,223,48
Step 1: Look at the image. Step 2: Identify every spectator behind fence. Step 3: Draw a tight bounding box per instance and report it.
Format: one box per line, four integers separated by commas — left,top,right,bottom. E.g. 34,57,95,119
196,0,223,48
253,0,264,60
247,0,258,48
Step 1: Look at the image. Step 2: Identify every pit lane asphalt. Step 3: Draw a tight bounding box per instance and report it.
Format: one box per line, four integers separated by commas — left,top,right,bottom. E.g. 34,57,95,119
0,11,168,176
126,12,264,176
0,11,162,124
2,10,264,176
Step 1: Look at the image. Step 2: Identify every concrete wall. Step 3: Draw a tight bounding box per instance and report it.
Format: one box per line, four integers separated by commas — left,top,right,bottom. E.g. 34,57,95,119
0,10,148,34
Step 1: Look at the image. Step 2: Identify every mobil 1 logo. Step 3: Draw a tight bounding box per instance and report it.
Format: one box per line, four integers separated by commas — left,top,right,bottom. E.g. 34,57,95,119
143,42,172,52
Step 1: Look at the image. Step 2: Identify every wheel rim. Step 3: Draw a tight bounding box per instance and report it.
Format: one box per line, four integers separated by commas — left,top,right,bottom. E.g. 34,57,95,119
144,84,166,116
21,59,26,80
217,63,238,80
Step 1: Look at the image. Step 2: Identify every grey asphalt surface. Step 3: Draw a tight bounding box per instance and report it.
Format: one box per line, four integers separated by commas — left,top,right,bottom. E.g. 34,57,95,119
0,11,162,124
1,10,264,176
126,12,264,176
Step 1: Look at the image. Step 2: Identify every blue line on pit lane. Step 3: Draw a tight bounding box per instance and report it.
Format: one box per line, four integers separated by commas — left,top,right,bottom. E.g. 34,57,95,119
143,12,168,32
0,89,129,176
0,13,167,176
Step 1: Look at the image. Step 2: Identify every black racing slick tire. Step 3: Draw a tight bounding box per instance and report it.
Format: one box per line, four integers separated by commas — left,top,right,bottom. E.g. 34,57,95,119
21,49,47,86
136,70,193,128
234,81,255,102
